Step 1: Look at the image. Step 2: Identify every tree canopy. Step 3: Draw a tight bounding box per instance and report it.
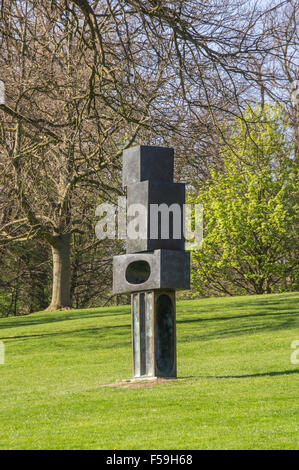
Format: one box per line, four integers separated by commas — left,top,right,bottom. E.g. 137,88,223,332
190,104,298,296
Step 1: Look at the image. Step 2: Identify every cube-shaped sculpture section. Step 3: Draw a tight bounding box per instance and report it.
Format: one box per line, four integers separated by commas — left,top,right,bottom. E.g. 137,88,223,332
122,145,174,187
126,180,185,253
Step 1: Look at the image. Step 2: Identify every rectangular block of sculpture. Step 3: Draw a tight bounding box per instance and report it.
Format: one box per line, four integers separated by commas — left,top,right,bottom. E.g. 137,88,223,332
126,180,185,253
113,250,190,295
131,290,176,378
123,145,174,187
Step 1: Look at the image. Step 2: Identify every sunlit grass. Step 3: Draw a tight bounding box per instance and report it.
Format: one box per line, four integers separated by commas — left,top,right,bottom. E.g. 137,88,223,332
0,292,298,449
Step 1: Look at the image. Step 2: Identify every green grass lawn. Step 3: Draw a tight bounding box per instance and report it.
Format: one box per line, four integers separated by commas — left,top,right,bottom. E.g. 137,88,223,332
0,292,298,450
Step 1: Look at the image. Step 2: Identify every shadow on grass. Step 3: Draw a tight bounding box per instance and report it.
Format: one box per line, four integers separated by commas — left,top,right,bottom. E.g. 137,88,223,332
0,324,130,347
178,297,298,341
1,294,298,330
181,294,299,309
0,308,131,330
185,369,299,380
177,309,297,325
179,296,299,318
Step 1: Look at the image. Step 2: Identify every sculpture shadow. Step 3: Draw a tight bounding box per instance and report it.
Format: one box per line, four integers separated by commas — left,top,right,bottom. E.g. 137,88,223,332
183,369,299,380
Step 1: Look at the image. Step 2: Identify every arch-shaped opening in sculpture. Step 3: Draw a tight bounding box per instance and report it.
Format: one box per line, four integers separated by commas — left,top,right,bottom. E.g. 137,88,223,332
126,260,151,284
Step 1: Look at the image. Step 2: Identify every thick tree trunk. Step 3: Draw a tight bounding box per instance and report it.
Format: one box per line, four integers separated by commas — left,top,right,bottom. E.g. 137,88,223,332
46,234,72,311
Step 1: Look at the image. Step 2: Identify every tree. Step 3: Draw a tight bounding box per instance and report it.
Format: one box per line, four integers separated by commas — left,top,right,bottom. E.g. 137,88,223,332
248,0,298,159
0,0,171,310
190,104,298,296
0,0,292,312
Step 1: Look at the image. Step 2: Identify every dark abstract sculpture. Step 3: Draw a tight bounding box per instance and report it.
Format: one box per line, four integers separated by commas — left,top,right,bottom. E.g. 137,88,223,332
113,145,190,379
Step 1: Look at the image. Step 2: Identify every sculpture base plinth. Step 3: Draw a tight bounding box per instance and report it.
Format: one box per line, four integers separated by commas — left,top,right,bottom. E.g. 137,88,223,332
131,290,176,379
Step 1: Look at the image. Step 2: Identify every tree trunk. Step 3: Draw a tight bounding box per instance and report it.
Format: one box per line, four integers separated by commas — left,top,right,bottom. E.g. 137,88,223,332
46,234,72,311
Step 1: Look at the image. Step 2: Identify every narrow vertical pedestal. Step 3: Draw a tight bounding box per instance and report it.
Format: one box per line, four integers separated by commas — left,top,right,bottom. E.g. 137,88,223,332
131,290,176,379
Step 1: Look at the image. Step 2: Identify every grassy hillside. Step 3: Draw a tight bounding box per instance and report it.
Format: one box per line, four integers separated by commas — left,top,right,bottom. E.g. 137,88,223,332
0,292,298,450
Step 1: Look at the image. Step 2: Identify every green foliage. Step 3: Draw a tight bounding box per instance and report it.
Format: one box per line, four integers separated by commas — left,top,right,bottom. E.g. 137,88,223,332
189,104,298,296
0,292,298,449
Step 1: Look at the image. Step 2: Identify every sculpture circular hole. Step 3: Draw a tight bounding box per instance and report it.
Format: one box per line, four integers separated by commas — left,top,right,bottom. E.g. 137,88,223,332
125,260,151,284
